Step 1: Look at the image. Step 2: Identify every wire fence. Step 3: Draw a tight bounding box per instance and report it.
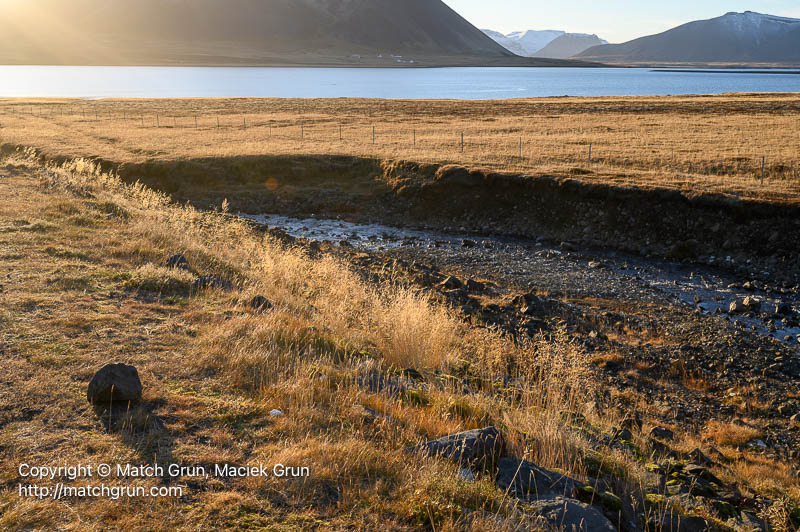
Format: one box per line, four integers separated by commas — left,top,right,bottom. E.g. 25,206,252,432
2,102,799,185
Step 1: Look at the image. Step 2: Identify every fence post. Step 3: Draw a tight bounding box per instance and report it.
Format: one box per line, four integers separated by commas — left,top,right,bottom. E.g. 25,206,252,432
339,124,342,140
588,143,593,166
243,117,246,130
461,132,464,153
519,136,522,158
217,116,220,129
413,129,416,147
761,156,765,184
195,115,198,129
372,126,375,144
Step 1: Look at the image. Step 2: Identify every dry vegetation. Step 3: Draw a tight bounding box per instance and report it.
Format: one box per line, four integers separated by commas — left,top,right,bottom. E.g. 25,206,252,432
1,93,800,205
0,153,617,530
1,113,799,528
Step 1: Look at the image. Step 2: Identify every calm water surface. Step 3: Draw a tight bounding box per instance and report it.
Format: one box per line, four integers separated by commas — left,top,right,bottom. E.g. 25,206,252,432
0,66,798,99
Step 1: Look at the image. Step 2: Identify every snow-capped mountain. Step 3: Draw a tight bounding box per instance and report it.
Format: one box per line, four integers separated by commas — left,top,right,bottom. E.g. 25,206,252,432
532,34,607,59
577,11,800,64
482,29,566,56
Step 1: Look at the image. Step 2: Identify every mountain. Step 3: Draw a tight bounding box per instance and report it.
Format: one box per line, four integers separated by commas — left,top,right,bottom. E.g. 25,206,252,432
0,0,589,67
483,29,565,56
576,11,800,65
533,34,607,59
481,30,528,56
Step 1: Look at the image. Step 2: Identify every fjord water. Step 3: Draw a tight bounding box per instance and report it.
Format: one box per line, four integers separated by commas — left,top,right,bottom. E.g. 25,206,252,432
1,66,798,99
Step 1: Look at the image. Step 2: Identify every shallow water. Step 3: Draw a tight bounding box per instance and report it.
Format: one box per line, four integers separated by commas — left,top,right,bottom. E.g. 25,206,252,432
244,212,800,345
1,66,799,99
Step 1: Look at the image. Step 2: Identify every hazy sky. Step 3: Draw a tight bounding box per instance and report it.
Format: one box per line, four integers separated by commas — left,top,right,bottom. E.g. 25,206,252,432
443,1,800,43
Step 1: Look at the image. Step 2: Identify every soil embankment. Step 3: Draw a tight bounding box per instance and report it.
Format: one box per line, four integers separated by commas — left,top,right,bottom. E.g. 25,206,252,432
6,145,798,283
83,152,800,285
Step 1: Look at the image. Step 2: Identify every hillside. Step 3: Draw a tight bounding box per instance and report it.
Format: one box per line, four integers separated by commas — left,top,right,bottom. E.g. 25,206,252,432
577,11,800,65
0,0,587,67
533,34,607,59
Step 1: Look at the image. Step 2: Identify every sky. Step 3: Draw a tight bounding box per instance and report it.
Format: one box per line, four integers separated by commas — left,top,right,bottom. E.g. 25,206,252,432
443,1,800,43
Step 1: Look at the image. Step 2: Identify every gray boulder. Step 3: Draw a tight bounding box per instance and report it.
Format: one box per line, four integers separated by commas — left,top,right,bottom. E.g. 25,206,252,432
495,457,584,501
87,363,142,404
165,253,190,271
530,497,616,532
408,427,502,467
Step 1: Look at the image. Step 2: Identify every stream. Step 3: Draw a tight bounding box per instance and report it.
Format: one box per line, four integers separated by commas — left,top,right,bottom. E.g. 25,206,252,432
242,213,800,347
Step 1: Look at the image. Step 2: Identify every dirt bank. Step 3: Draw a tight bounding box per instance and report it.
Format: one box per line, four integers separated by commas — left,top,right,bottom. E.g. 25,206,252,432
6,145,799,284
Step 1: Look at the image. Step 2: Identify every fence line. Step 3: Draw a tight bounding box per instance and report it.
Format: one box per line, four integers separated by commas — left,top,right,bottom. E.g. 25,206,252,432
1,103,796,183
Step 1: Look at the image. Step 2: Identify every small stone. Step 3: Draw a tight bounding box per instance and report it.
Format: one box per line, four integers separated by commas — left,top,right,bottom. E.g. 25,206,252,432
193,275,233,291
439,276,463,290
460,239,477,248
743,296,761,312
650,426,674,441
457,468,475,482
166,253,190,270
87,363,142,404
615,428,633,442
747,439,767,450
465,279,485,292
248,295,273,311
729,300,747,314
269,409,284,417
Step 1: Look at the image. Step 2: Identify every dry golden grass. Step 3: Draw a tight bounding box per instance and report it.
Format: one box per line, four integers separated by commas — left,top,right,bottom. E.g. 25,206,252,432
0,152,602,530
1,93,800,205
701,420,763,447
2,150,798,530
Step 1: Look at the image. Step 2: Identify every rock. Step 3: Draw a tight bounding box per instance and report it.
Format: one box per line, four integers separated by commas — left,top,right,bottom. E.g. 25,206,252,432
401,368,424,381
439,276,463,290
687,448,712,466
684,464,722,485
729,300,747,314
495,457,584,500
269,409,284,417
743,296,761,312
87,363,142,404
460,239,477,248
193,275,233,291
775,303,792,316
656,512,710,532
409,427,502,467
165,253,190,271
747,439,767,450
621,414,643,432
457,468,475,482
530,497,616,532
615,428,634,442
248,295,273,311
465,279,485,292
650,426,675,441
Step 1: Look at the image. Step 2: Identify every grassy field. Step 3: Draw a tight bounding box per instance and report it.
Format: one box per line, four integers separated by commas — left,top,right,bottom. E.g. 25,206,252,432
1,93,800,204
1,151,799,531
2,94,800,530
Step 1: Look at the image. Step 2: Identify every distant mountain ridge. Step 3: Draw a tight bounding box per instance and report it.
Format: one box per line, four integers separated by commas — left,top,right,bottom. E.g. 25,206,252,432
577,11,800,65
532,34,607,59
483,29,606,58
0,0,589,66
